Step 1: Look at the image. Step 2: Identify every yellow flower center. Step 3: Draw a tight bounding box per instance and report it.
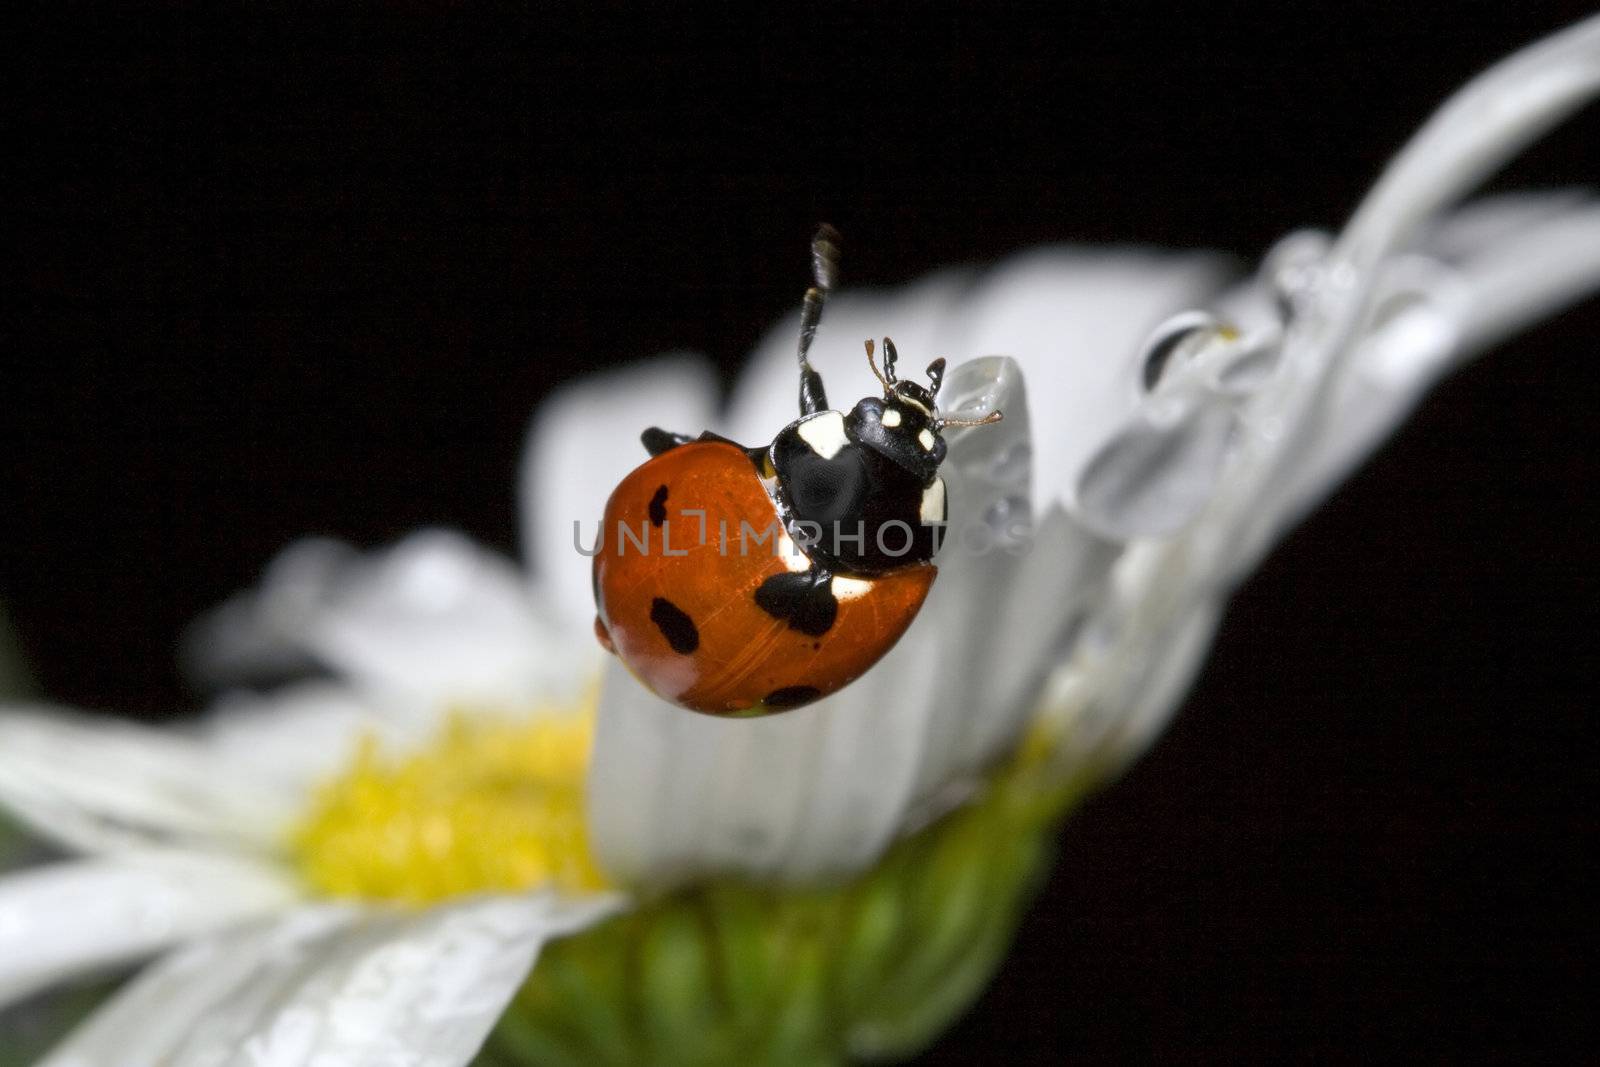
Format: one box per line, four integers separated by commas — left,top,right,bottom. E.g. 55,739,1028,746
291,703,609,905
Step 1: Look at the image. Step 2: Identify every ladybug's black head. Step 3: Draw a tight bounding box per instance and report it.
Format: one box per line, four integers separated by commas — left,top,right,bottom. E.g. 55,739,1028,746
844,338,999,487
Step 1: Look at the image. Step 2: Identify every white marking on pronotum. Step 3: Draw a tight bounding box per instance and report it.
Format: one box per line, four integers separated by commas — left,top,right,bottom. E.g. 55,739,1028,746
881,407,903,428
899,395,932,417
920,477,946,524
797,411,849,459
917,428,936,452
776,530,812,572
830,575,874,601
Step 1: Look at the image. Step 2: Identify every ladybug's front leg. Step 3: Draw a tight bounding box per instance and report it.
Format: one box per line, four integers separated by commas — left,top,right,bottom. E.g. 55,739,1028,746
641,427,693,456
795,224,840,418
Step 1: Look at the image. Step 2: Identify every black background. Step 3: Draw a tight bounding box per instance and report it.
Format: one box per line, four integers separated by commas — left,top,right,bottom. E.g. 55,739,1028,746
7,5,1597,1061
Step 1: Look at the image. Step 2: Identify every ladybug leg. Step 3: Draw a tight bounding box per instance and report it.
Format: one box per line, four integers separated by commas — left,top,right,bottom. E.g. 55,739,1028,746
690,431,767,471
799,363,829,418
795,224,840,417
641,427,693,456
753,563,839,637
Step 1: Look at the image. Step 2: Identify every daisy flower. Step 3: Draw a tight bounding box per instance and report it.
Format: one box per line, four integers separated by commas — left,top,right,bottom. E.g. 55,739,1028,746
2,15,1599,1065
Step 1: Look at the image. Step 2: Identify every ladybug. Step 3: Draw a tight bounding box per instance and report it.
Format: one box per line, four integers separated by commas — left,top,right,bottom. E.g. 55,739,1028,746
592,226,1003,715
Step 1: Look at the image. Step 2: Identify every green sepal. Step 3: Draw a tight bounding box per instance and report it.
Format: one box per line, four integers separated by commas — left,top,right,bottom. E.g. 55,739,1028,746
482,752,1091,1066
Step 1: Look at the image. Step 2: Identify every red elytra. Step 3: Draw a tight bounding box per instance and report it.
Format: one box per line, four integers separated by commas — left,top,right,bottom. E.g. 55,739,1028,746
593,441,936,715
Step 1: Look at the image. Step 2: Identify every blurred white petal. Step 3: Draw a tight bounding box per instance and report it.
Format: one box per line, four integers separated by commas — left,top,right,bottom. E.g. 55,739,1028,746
1335,15,1600,275
0,852,299,1012
1074,386,1239,540
1445,196,1600,356
0,708,297,855
1211,16,1600,585
521,355,721,633
949,249,1229,510
188,530,587,722
194,683,413,792
1041,577,1225,776
1045,18,1600,783
181,537,355,687
1073,311,1287,539
1418,188,1593,263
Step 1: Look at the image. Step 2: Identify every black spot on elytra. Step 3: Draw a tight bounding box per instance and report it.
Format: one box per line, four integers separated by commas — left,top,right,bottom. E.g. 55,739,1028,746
764,686,822,709
648,485,668,526
754,569,837,636
650,597,699,654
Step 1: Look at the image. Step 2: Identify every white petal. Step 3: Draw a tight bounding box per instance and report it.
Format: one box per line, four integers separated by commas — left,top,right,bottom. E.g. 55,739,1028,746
1442,196,1600,359
1040,581,1225,780
0,851,299,1012
1335,15,1600,273
181,538,356,688
521,355,720,634
1252,199,1600,570
1039,21,1600,789
1074,385,1240,540
1216,89,1600,581
304,531,586,713
0,707,297,855
39,904,361,1067
194,683,411,792
1257,254,1469,542
894,360,1114,802
947,249,1228,510
189,531,588,723
45,893,622,1067
1418,188,1594,265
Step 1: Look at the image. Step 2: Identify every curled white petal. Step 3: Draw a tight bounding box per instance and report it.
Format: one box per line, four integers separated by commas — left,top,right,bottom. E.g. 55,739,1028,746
1336,14,1600,273
0,851,300,1012
1047,20,1600,781
1447,196,1600,354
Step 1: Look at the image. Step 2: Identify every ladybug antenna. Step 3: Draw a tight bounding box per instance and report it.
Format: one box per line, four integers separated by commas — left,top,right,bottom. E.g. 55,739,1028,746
937,409,1004,430
932,358,1004,427
865,338,893,391
796,224,841,416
